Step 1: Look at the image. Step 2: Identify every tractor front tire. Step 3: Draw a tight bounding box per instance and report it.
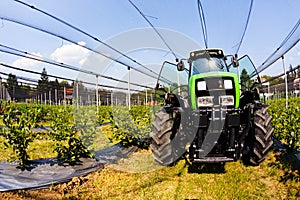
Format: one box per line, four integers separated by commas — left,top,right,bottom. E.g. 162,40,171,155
150,109,179,166
243,105,274,166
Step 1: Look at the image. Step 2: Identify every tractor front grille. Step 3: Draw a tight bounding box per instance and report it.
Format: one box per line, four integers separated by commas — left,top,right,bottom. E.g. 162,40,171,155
195,77,236,107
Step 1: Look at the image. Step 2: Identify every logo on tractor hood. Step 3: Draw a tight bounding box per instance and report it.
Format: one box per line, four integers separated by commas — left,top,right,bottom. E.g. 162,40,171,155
218,80,223,89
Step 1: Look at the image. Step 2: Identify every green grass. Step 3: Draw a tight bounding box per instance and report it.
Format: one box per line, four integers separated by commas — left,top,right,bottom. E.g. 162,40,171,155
0,151,299,200
60,152,299,200
0,135,56,162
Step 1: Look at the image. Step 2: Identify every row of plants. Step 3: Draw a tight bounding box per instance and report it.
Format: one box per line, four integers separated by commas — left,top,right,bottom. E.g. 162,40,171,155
96,105,154,148
0,102,97,167
110,106,153,148
268,97,300,151
0,102,154,167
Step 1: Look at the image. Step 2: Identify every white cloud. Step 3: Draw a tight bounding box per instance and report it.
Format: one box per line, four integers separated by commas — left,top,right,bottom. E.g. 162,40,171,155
12,52,43,68
78,41,86,46
50,42,89,65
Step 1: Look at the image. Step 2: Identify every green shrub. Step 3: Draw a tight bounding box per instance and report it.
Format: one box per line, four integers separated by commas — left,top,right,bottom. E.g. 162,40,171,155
50,106,92,164
97,106,112,125
74,107,97,152
0,103,42,167
268,97,300,151
108,106,152,149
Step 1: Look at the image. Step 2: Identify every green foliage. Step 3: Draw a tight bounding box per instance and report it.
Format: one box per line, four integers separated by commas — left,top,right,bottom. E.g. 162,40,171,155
108,106,152,149
74,107,97,152
0,102,154,165
268,97,300,151
0,103,42,167
129,106,153,127
97,106,112,125
50,106,92,164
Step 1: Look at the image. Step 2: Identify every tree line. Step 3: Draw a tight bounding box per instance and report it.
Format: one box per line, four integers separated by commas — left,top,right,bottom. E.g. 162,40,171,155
1,68,72,101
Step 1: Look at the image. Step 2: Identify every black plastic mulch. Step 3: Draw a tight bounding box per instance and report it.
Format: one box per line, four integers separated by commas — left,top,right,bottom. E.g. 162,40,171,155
0,144,137,191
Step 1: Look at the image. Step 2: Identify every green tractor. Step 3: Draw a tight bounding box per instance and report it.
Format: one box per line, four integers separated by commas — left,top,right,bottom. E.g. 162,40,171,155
150,48,274,166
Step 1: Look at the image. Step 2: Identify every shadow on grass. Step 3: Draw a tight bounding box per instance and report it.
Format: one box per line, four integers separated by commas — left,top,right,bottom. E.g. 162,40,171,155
188,163,226,174
268,151,300,183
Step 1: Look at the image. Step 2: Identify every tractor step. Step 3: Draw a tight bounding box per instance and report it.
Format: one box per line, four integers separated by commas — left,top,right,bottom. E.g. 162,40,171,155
192,156,234,163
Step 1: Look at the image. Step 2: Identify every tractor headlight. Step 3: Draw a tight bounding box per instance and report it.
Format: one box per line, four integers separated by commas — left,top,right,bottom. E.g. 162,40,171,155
198,96,214,107
219,95,234,106
224,79,233,89
197,81,206,91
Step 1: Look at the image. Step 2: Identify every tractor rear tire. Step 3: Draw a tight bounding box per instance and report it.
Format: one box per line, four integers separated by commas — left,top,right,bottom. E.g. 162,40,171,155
243,105,274,166
150,109,180,166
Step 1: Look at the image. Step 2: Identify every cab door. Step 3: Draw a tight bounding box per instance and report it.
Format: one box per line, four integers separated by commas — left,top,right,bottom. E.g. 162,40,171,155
156,61,189,97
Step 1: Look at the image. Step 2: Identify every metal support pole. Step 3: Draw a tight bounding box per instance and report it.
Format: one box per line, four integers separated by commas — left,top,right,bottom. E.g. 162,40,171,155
55,88,58,105
111,91,113,106
44,92,47,105
76,81,79,109
49,90,52,106
96,75,99,111
145,89,148,106
128,67,131,110
64,86,66,107
282,56,288,108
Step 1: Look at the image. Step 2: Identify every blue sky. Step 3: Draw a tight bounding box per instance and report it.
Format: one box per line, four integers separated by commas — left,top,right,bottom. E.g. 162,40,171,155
0,0,299,86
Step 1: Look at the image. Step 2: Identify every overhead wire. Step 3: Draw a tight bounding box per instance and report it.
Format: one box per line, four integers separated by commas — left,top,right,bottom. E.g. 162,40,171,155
0,44,153,89
0,16,164,82
257,19,300,73
0,71,38,85
0,62,142,92
196,0,208,49
235,0,253,54
196,0,253,54
0,76,38,87
127,0,178,60
13,0,160,77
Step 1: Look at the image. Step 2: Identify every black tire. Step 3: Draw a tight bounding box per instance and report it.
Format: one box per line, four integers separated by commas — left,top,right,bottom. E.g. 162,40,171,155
150,109,182,166
243,105,274,166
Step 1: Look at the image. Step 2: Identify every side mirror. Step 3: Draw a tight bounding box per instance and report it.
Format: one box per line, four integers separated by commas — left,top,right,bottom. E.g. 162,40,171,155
177,60,185,71
155,83,167,92
231,54,239,68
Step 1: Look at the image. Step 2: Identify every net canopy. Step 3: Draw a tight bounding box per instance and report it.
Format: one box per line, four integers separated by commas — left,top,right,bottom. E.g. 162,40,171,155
257,19,300,74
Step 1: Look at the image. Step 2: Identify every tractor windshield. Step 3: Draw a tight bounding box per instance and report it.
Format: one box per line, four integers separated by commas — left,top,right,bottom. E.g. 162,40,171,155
190,57,227,75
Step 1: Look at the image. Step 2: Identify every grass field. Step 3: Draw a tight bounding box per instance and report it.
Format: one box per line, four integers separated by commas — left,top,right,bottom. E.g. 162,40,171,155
0,149,299,200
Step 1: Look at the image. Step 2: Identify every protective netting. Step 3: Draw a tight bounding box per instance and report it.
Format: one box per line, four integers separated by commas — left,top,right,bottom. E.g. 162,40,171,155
257,19,300,74
0,0,299,191
197,0,253,55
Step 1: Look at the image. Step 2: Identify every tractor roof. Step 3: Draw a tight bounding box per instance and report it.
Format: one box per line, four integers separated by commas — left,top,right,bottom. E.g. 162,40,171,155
190,49,224,59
